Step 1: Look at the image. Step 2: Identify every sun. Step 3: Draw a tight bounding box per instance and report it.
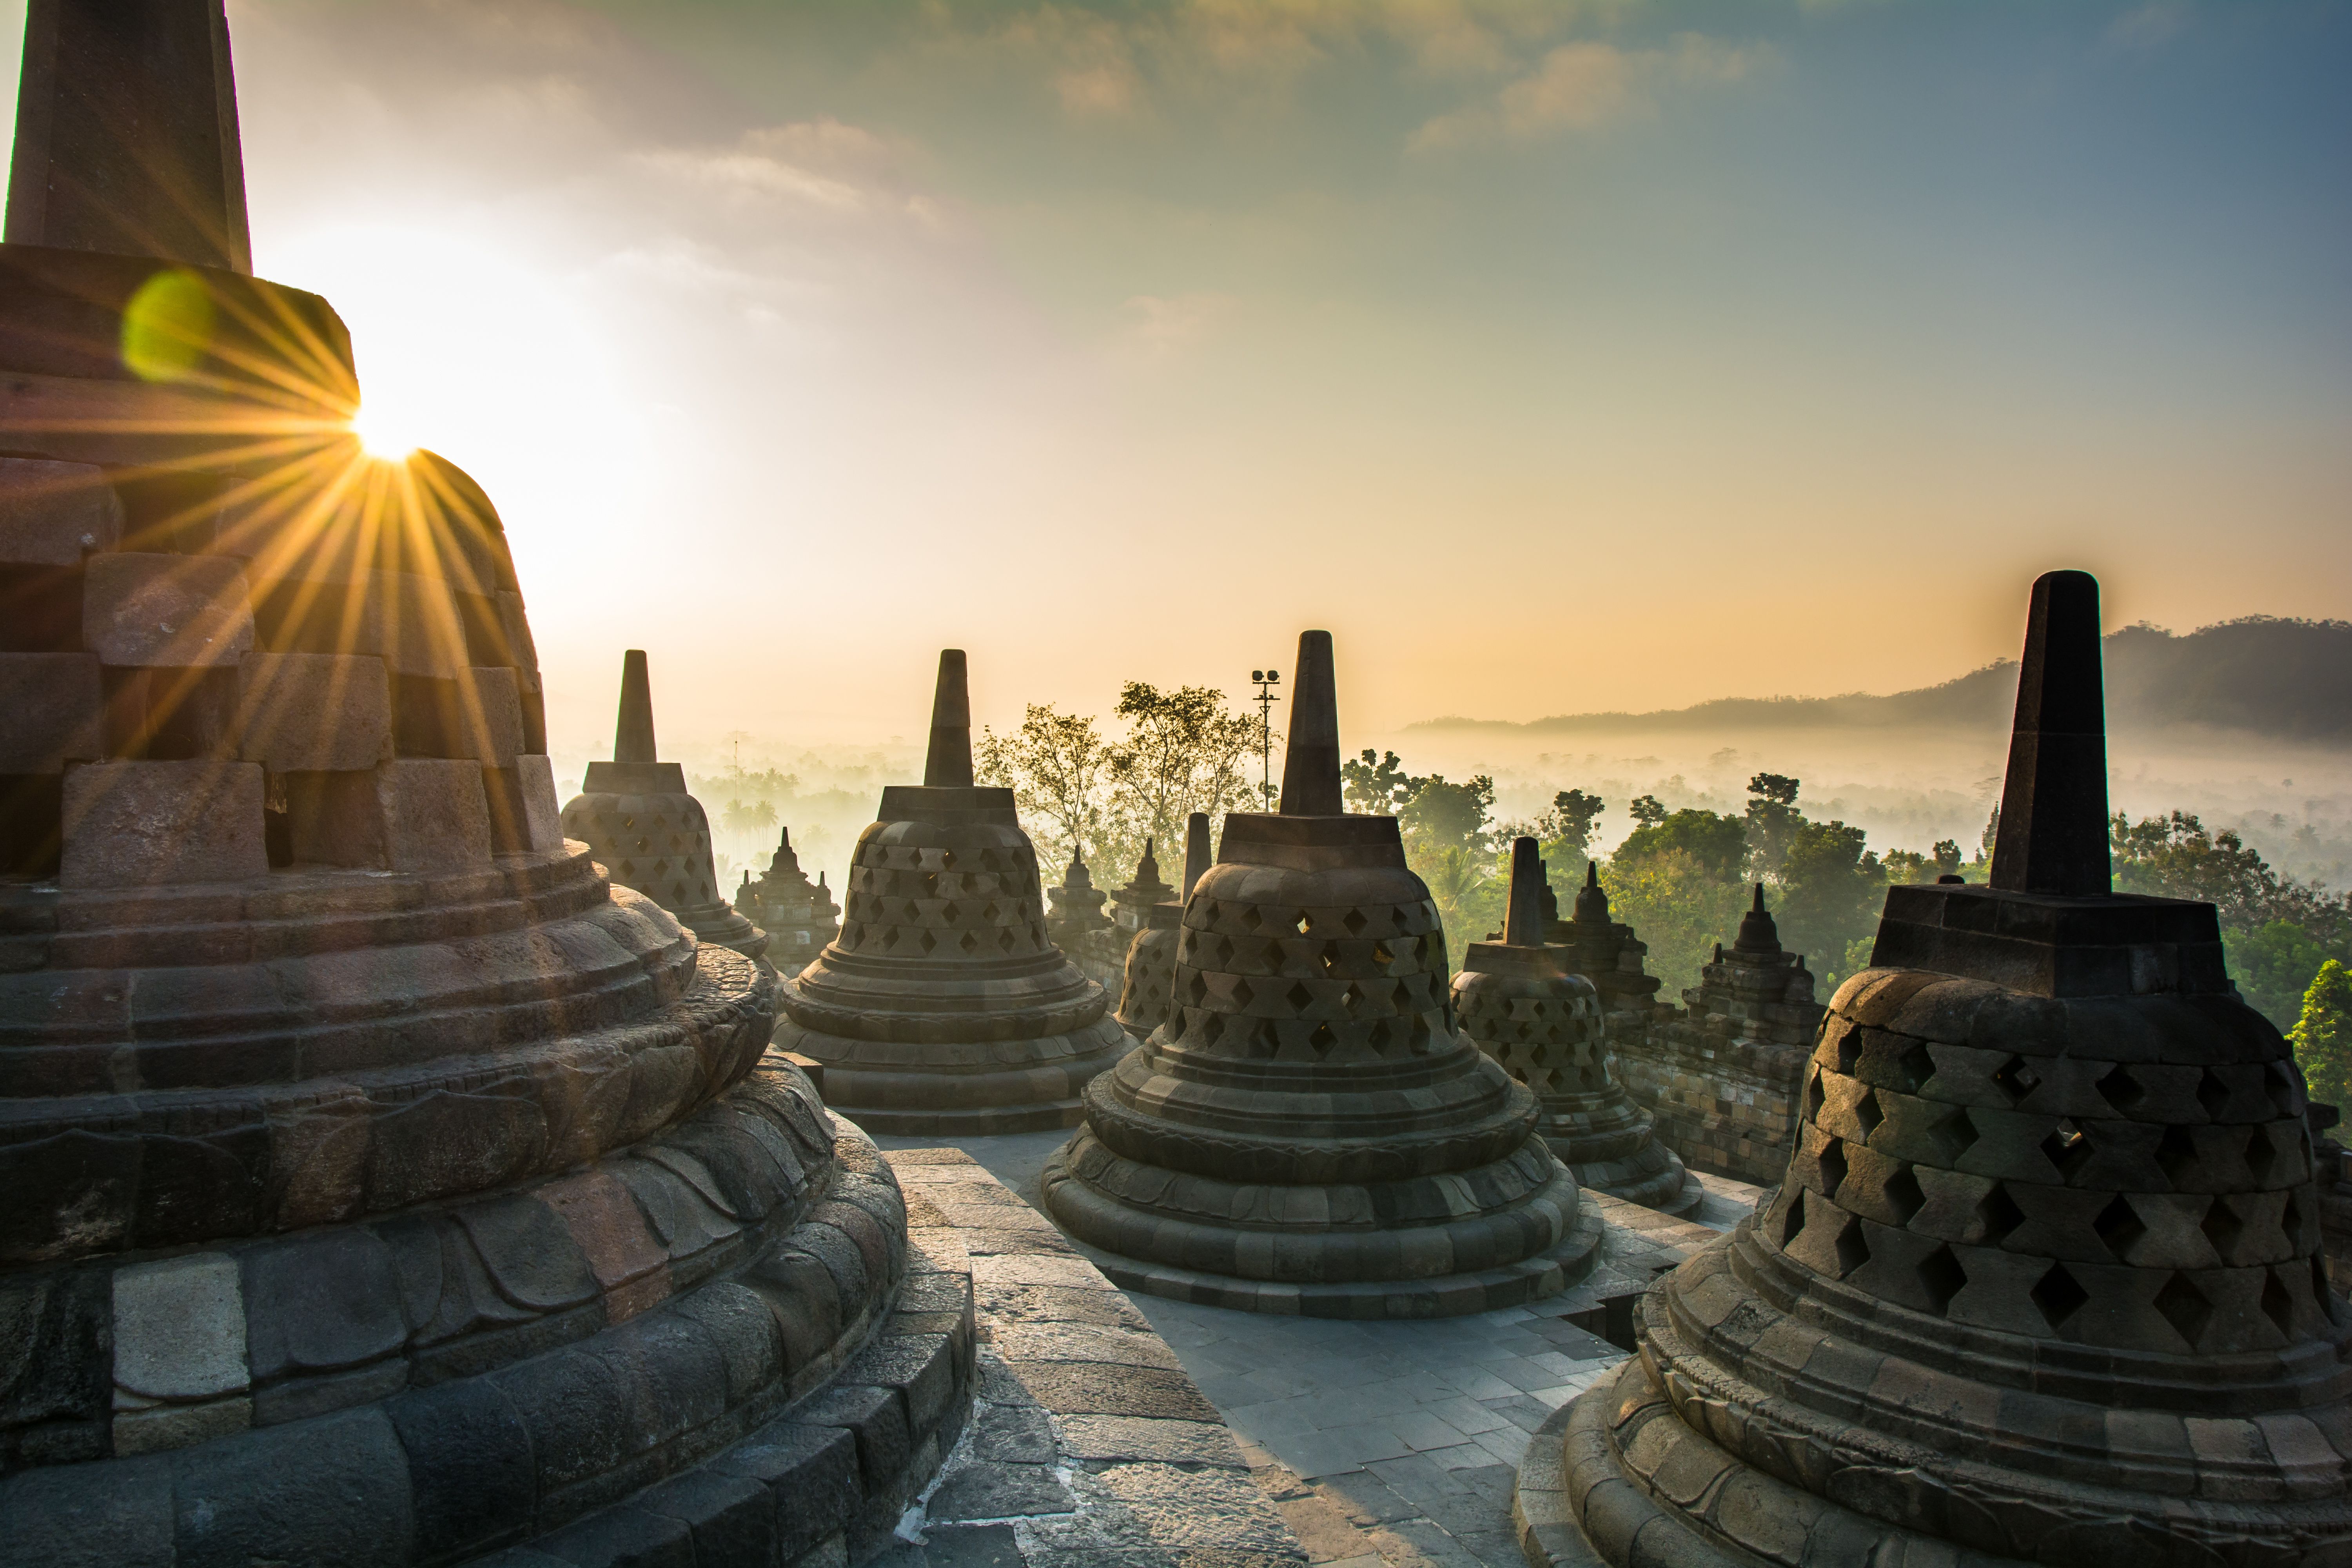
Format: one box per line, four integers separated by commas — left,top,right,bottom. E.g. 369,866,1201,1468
348,397,421,462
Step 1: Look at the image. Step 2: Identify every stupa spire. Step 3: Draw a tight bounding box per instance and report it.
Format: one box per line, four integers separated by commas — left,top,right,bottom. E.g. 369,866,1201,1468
1572,858,1611,926
1278,629,1342,815
923,648,973,788
1502,836,1545,946
1989,568,2110,897
1181,812,1211,898
1731,882,1781,954
6,0,252,272
613,649,657,764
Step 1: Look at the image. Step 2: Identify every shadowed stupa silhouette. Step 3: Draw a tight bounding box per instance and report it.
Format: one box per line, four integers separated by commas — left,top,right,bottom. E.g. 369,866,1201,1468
1042,630,1601,1317
1519,568,2352,1566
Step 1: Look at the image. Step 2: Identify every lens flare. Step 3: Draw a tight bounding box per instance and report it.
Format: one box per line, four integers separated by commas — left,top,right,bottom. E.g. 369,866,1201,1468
348,397,420,461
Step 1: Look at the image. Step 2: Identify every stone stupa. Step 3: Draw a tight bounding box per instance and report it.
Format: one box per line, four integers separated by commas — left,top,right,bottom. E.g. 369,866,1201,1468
0,8,969,1562
1041,631,1600,1317
1616,881,1822,1184
561,648,766,959
737,823,840,970
773,649,1130,1133
1518,569,2352,1566
1455,838,1703,1216
1112,811,1210,1043
1547,860,1664,1050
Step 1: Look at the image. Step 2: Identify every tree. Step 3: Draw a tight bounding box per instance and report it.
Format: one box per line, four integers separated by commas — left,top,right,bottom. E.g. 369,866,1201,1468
2229,920,2350,1033
1516,788,1606,885
1604,848,1751,1000
1399,775,1496,857
1104,682,1258,867
1419,844,1504,969
2292,960,2352,1119
976,705,1112,872
1342,749,1416,816
1883,839,1964,884
1615,809,1746,884
1745,772,1804,882
1777,818,1886,989
1628,795,1668,828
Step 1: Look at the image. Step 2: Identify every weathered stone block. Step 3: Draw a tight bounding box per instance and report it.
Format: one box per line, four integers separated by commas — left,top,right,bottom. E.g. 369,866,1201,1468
394,666,524,763
81,552,254,668
0,457,120,565
234,651,392,772
59,759,266,889
110,1252,250,1456
284,760,491,873
484,754,564,855
377,569,468,680
0,653,103,772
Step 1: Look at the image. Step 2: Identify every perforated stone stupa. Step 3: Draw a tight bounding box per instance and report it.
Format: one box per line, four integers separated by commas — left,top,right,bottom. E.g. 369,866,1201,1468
0,10,970,1563
1112,811,1210,1043
1455,839,1701,1216
1614,882,1822,1185
1041,631,1600,1318
773,650,1129,1134
737,824,840,971
1547,861,1664,1053
1518,569,2352,1568
561,649,765,959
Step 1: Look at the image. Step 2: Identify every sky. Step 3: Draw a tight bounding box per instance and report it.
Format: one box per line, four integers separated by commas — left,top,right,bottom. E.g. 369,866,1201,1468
5,0,2350,759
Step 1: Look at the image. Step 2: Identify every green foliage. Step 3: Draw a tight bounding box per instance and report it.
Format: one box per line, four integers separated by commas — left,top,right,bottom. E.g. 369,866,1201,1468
1744,772,1805,882
1521,788,1606,884
1628,794,1668,828
1341,749,1416,815
2292,960,2352,1118
1881,840,1963,884
975,704,1112,873
1775,818,1886,975
1604,848,1750,1000
1417,843,1505,970
1616,809,1746,884
2227,920,2352,1033
1399,774,1496,857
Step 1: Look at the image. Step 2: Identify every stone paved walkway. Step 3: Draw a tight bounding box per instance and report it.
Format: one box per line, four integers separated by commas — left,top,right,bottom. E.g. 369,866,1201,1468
872,1130,1760,1567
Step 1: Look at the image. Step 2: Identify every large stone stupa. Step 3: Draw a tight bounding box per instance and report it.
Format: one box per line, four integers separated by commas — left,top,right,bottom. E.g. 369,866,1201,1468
773,650,1130,1134
562,648,766,959
1454,838,1703,1216
0,11,970,1564
1042,631,1601,1318
1517,570,2352,1567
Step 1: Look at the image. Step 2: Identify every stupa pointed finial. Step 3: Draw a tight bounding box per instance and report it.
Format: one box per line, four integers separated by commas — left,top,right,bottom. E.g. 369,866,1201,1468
1503,836,1546,946
1733,882,1782,954
922,649,974,788
1278,630,1342,816
1182,812,1211,898
1586,861,1599,889
1752,882,1766,913
1573,859,1611,926
613,650,657,763
6,0,253,272
1989,569,2110,898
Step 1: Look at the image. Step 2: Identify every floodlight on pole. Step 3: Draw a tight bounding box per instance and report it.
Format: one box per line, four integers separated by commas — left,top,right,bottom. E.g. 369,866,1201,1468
1252,667,1282,809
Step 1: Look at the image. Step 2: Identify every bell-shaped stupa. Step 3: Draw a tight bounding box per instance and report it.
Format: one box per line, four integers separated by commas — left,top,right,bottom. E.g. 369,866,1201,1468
1112,811,1210,1042
1046,843,1110,942
774,650,1130,1133
0,10,968,1559
560,648,766,958
1520,570,2352,1565
737,822,841,968
1549,860,1665,1045
1042,631,1600,1316
1455,838,1702,1216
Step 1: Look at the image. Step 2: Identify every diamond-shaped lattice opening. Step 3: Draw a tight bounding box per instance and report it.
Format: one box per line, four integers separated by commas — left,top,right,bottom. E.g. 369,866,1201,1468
1805,1069,1826,1124
1343,909,1368,936
1183,972,1208,1007
2196,1070,2230,1119
1367,1019,1394,1051
2285,1189,2307,1250
1854,1089,1884,1142
1261,940,1286,970
2041,1118,2094,1183
980,902,1000,922
1294,911,1312,936
621,815,637,829
958,932,980,954
2095,1063,2144,1115
2201,1195,2244,1260
1884,1166,1925,1226
2031,1262,2091,1331
1231,978,1255,1009
2156,1125,2198,1189
1978,1183,2025,1246
1309,1022,1338,1057
1817,1138,1849,1200
1372,941,1394,968
939,900,961,923
1833,1215,1871,1277
1242,907,1263,933
2267,1060,2300,1118
2152,1272,2212,1348
2262,1268,2296,1338
1781,1191,1807,1248
997,929,1016,953
1917,1244,1967,1316
1935,1107,1980,1163
1319,948,1339,978
2245,1124,2280,1185
2094,1194,2145,1261
1200,1014,1225,1047
1895,1042,1936,1094
918,931,938,955
1992,1055,2041,1105
1410,1014,1434,1051
1341,983,1364,1016
1834,1028,1862,1076
1286,981,1314,1011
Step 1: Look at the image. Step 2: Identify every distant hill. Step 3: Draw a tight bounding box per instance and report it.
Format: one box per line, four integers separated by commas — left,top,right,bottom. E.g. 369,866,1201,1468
1411,618,2352,744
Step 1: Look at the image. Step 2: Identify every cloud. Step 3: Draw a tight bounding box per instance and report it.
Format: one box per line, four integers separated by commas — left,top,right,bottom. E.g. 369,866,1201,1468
1112,291,1237,363
1409,32,1770,151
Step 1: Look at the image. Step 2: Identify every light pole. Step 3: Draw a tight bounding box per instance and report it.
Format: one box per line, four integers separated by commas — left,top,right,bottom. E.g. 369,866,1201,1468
1251,667,1281,808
